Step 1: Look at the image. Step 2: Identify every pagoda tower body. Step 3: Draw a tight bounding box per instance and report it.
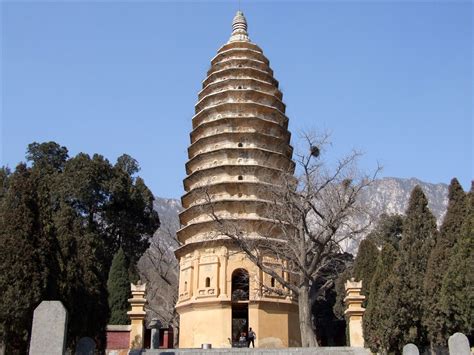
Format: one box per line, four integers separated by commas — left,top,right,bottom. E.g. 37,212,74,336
175,12,300,348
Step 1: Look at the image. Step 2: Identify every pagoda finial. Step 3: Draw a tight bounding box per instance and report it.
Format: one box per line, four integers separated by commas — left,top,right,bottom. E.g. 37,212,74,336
228,11,250,43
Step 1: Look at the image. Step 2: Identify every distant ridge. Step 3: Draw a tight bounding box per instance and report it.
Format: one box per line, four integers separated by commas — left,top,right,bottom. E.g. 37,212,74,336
342,177,448,252
151,177,449,249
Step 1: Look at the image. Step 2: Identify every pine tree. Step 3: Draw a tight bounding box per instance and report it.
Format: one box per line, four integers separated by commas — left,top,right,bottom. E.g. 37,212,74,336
0,167,10,200
107,248,131,325
363,243,399,353
0,164,44,354
333,267,353,320
439,185,473,339
390,186,438,351
0,142,159,352
360,214,404,353
423,178,467,349
352,239,379,302
53,200,109,350
366,213,404,249
105,155,160,273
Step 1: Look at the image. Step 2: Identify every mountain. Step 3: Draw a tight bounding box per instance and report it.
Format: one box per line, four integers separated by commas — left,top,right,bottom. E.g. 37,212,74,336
150,197,182,251
137,198,182,327
342,177,448,252
359,177,448,223
150,177,449,251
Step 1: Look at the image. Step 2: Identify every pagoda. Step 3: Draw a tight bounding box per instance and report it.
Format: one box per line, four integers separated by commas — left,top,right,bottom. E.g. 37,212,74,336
175,11,300,348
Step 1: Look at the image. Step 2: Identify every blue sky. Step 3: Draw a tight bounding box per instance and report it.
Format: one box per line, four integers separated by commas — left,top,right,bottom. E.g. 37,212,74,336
1,1,472,198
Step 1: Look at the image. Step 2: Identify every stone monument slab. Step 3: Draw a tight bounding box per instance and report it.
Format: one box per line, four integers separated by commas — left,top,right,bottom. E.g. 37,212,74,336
75,337,96,355
402,343,419,355
448,332,470,355
29,301,68,355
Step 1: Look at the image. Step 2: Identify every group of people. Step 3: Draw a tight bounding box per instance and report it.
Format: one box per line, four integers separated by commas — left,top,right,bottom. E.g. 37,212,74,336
239,327,256,347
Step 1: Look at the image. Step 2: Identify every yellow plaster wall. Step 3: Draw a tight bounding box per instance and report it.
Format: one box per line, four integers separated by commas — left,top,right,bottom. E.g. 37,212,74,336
178,303,232,348
348,316,364,347
176,244,301,348
249,302,300,348
129,320,144,348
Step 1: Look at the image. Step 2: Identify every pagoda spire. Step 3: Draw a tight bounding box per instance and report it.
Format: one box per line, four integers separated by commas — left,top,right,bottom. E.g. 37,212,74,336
228,11,250,43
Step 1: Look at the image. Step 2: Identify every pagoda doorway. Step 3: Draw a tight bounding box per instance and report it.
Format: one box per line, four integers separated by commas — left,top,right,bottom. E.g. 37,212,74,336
231,268,249,347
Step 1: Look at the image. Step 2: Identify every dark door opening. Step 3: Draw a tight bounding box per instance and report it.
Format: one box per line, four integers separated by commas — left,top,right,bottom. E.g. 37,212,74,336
231,304,248,347
231,268,249,301
231,268,250,347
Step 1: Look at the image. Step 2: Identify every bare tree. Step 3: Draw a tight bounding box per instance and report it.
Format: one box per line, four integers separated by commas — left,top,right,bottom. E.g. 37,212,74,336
138,205,181,347
203,132,380,347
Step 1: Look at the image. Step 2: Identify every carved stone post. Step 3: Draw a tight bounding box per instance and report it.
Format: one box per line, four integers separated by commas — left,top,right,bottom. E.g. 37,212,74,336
128,282,147,349
344,278,366,347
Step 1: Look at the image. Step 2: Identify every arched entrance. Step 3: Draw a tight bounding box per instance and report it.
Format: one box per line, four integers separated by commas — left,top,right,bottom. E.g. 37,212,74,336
231,268,249,346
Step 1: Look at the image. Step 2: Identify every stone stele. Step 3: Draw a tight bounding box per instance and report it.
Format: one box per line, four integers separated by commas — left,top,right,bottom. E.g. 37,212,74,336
75,337,96,355
29,301,68,355
402,343,419,355
448,332,470,355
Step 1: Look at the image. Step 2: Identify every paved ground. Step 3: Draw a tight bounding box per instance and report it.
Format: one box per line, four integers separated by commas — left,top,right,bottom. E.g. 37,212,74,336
130,347,371,355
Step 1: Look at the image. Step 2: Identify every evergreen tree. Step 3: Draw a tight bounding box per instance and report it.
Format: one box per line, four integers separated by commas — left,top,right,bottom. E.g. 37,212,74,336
439,185,473,339
53,199,109,351
107,248,131,325
26,141,68,171
311,252,352,345
390,186,438,351
352,239,379,301
363,243,399,353
27,142,68,300
105,155,160,278
366,213,404,249
63,152,159,273
0,164,44,354
423,178,467,349
333,267,353,320
0,167,10,200
0,142,159,352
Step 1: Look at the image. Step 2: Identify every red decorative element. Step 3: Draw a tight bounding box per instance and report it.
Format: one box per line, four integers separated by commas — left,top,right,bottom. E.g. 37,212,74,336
106,331,130,350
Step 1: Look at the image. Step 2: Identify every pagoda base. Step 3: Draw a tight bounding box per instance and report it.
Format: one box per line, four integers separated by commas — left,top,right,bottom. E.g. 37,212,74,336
177,299,300,348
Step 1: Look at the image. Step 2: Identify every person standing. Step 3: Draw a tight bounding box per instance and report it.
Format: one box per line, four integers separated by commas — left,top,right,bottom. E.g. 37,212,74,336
247,327,256,348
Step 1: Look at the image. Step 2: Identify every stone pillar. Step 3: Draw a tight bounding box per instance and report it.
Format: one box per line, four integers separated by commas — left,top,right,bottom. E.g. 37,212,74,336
344,278,366,347
148,318,162,349
127,282,147,349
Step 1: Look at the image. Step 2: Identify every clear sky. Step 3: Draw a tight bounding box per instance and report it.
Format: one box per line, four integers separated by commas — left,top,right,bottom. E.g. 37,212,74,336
1,1,472,198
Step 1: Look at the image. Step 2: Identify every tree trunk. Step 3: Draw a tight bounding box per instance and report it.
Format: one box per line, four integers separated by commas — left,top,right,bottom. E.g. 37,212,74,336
298,284,319,347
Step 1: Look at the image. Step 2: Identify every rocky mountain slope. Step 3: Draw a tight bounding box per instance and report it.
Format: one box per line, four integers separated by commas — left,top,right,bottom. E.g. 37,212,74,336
358,177,448,223
137,198,182,327
343,177,448,252
150,177,449,251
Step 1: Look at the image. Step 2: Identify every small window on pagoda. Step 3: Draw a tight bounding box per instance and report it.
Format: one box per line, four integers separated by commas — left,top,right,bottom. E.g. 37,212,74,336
238,142,243,148
238,86,243,89
238,175,243,180
205,277,210,288
184,281,188,292
271,277,275,288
